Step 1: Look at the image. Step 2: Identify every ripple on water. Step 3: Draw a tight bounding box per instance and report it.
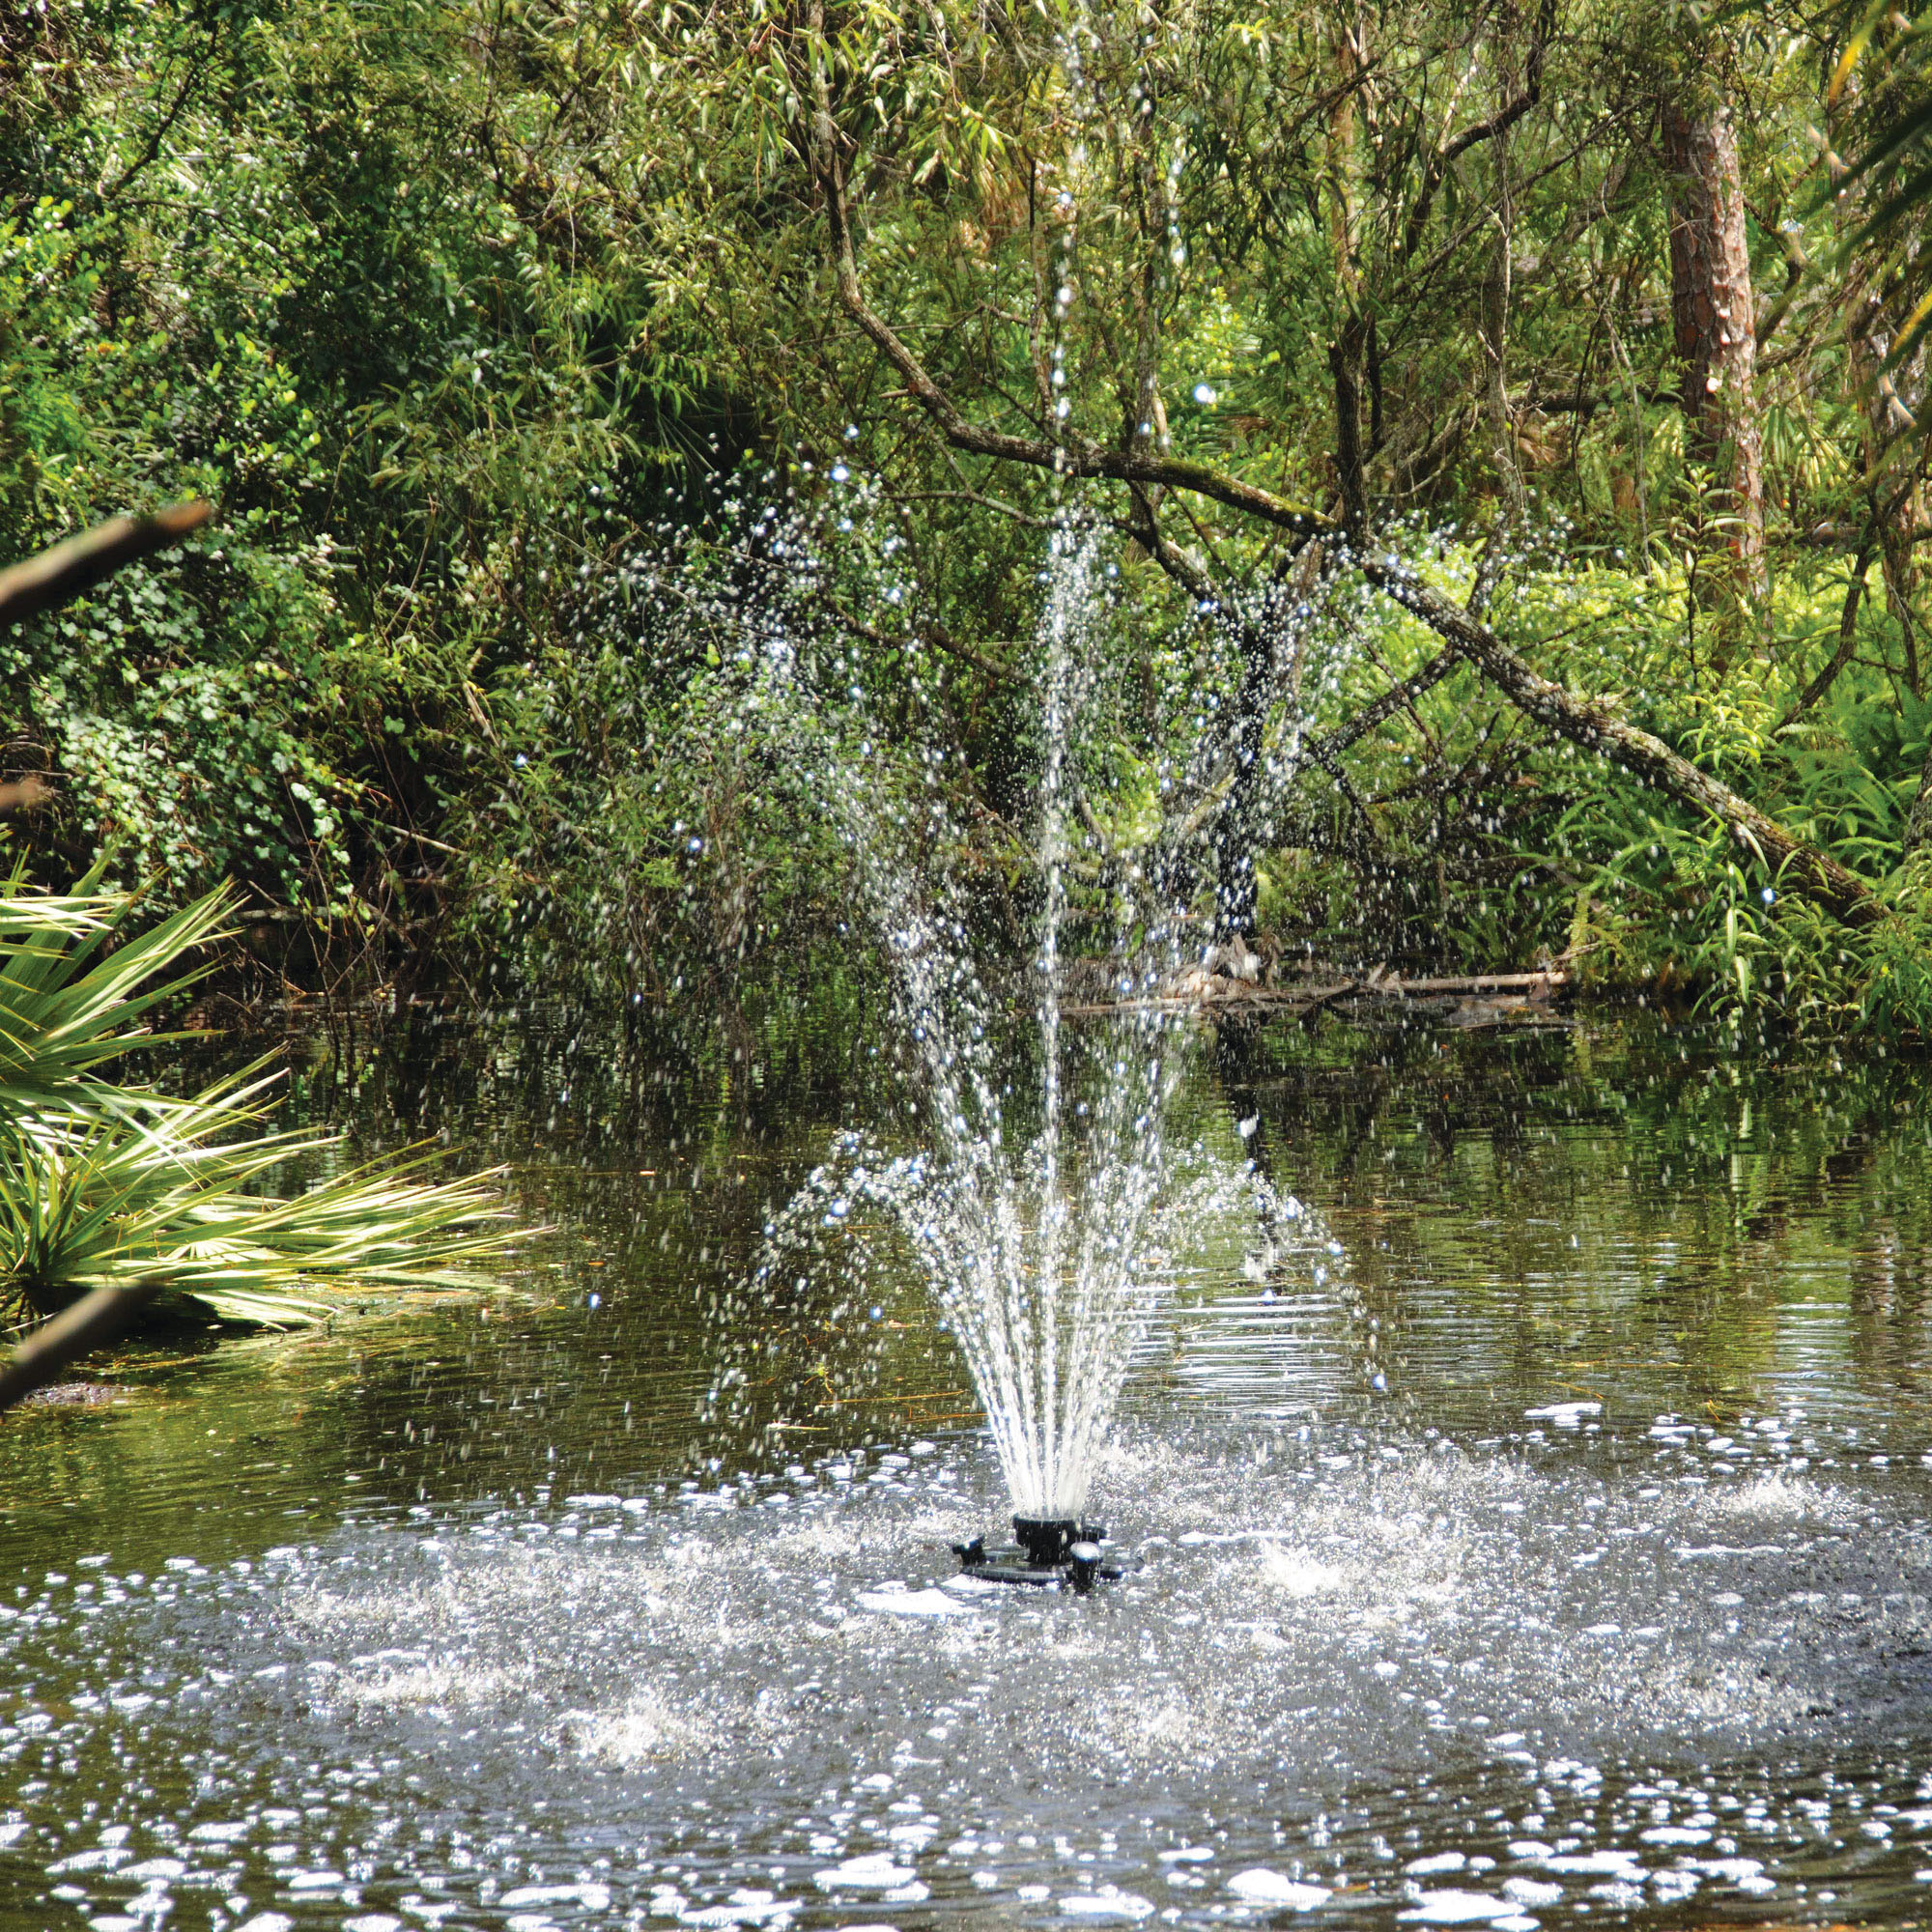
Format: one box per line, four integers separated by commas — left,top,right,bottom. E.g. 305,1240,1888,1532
9,1419,1932,1927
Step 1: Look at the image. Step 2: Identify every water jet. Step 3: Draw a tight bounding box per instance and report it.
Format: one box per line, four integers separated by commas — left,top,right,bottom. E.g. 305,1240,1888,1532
734,532,1323,1567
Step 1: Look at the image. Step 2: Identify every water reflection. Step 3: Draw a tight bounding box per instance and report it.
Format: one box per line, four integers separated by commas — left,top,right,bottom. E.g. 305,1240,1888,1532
1,1004,1930,1931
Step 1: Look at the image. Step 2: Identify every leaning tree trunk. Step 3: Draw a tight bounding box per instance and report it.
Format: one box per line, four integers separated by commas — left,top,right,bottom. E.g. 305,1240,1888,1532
1662,96,1766,627
807,48,1880,933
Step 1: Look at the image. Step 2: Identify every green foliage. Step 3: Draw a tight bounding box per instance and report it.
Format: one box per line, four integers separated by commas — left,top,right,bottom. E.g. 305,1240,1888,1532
0,868,226,1107
0,0,1926,1040
0,0,668,923
0,868,520,1326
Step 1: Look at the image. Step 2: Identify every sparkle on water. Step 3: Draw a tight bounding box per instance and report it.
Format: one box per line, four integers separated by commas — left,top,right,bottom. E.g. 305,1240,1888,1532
7,1005,1932,1932
7,527,1932,1929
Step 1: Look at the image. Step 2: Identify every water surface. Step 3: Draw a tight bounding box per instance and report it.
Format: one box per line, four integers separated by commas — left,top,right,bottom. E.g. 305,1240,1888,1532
4,1006,1932,1932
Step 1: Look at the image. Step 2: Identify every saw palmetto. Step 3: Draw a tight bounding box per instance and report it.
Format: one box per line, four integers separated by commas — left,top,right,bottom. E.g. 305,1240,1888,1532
0,868,522,1328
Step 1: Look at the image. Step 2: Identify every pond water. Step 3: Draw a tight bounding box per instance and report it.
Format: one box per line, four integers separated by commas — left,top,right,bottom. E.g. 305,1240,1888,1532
4,1004,1932,1932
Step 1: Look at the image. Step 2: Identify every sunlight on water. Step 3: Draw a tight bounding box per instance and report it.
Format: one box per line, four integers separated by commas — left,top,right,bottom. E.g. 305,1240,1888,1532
12,1410,1932,1929
4,966,1932,1931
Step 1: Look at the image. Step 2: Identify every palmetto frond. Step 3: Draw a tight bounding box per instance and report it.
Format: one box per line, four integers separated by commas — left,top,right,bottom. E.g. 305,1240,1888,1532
0,871,524,1329
0,861,235,1117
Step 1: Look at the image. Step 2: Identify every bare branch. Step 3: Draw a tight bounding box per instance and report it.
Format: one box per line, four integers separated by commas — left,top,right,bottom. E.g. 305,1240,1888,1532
802,46,1880,933
1361,561,1882,925
1399,0,1557,264
1308,650,1461,762
806,42,1332,541
1778,540,1876,728
0,503,213,631
0,1285,162,1414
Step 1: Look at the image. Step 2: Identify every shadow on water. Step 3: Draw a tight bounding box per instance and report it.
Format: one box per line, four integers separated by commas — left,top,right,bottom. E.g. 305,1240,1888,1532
3,1001,1932,1930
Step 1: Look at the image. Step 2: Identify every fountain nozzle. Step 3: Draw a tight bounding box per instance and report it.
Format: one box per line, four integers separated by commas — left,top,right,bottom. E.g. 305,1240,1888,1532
952,1516,1124,1590
1012,1516,1080,1567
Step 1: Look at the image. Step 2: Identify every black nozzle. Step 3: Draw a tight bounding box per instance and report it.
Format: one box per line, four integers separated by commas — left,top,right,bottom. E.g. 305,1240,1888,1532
1012,1517,1079,1566
953,1517,1124,1589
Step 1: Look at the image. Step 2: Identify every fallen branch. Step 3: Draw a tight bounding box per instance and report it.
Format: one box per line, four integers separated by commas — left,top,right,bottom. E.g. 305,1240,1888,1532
1059,966,1571,1018
0,501,212,630
1360,563,1881,926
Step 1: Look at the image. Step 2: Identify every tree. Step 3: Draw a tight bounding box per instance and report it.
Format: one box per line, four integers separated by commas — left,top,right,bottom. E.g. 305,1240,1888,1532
785,0,1878,940
7,0,1931,1026
1662,89,1767,610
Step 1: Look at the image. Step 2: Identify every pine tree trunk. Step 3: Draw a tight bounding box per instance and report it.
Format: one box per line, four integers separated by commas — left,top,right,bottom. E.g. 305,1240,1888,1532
1662,98,1766,607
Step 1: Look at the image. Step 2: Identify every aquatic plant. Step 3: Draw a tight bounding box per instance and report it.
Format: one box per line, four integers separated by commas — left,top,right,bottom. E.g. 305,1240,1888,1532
0,866,518,1328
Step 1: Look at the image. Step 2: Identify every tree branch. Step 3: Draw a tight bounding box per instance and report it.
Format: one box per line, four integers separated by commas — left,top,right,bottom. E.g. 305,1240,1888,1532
1308,650,1461,762
803,60,1880,932
806,38,1331,541
0,1285,161,1414
1361,561,1881,924
1777,541,1875,728
0,503,213,630
1399,0,1557,263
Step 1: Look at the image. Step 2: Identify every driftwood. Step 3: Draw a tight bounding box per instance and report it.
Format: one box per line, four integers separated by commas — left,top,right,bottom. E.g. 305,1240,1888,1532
1059,965,1570,1019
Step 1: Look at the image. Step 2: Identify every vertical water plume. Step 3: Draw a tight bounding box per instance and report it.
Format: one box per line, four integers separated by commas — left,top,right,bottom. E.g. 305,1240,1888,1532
727,526,1293,1520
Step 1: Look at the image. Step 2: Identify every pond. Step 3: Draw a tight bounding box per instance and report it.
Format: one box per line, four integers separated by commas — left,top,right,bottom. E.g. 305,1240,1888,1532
3,1003,1932,1932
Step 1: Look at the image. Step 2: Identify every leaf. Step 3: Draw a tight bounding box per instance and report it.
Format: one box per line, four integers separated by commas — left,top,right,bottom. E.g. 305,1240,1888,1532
0,875,528,1328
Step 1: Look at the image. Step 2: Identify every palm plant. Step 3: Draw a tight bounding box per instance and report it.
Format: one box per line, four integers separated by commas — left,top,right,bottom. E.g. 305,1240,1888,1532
1830,3,1932,366
0,864,521,1329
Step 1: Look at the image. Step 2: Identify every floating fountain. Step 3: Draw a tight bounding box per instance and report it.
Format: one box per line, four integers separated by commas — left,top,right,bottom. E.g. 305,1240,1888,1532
17,564,1932,1925
740,529,1312,1588
951,1519,1122,1591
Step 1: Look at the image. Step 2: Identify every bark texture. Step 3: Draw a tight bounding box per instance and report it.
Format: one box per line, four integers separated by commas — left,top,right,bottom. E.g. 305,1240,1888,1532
1662,99,1765,594
1907,742,1932,857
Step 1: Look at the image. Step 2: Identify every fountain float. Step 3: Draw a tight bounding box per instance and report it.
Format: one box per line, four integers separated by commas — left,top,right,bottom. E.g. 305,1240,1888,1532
951,1516,1123,1591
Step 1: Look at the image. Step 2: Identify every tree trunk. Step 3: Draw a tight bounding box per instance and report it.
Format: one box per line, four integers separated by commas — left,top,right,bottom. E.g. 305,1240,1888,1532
1662,98,1765,609
1329,321,1368,533
1214,622,1272,941
1325,14,1368,534
1907,740,1932,857
1213,542,1328,941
